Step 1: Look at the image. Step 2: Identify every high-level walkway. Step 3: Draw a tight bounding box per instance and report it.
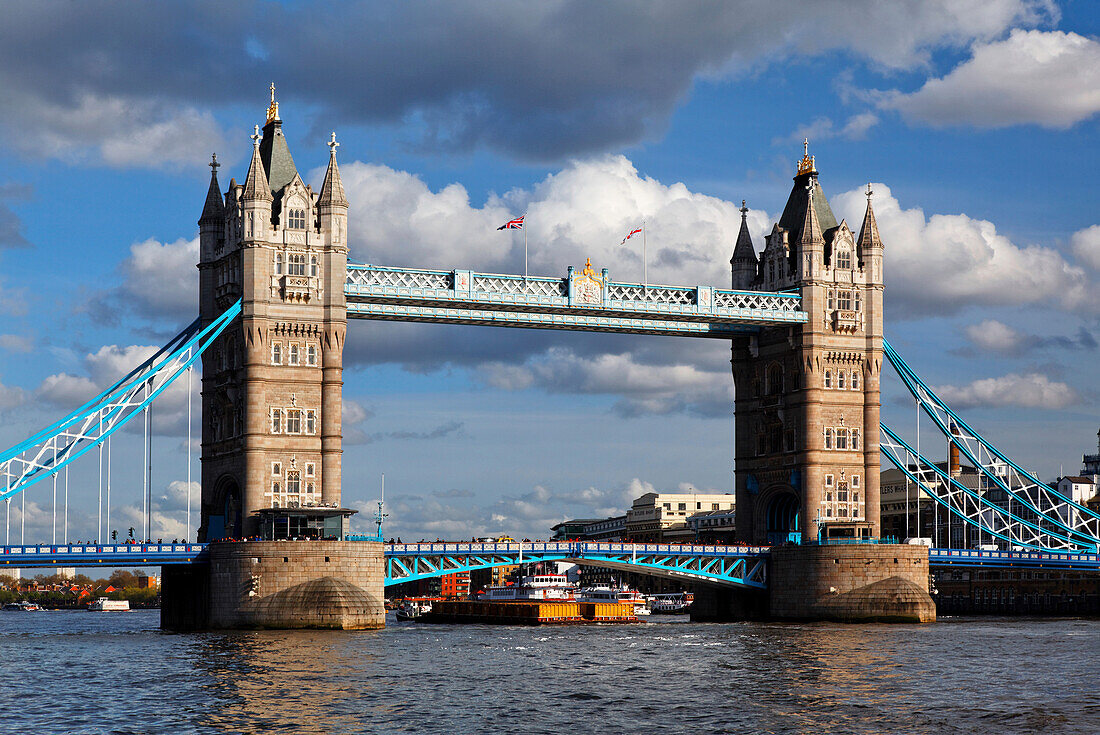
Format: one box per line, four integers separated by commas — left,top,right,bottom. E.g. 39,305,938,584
345,263,807,337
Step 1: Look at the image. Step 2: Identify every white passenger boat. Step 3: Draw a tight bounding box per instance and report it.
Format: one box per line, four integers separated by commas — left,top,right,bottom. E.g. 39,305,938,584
648,592,694,614
88,597,130,612
3,601,41,611
479,574,576,601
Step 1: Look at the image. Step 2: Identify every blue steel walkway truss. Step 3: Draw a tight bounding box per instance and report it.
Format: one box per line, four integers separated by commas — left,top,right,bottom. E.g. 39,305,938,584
383,542,771,589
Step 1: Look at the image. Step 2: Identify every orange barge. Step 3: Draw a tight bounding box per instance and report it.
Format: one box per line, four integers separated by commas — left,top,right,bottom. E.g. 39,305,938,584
421,599,637,625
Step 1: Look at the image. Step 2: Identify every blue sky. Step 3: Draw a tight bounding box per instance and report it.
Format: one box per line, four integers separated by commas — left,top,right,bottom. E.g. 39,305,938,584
0,1,1098,543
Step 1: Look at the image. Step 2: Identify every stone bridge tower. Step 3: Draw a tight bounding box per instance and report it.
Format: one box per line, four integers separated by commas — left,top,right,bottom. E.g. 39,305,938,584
731,146,884,545
196,88,348,540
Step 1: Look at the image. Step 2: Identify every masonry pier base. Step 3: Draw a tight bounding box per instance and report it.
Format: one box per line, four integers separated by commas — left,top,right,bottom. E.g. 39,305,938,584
162,540,385,631
693,544,936,623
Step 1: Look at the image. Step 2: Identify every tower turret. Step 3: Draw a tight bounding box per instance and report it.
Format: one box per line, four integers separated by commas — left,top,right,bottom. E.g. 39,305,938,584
731,200,758,290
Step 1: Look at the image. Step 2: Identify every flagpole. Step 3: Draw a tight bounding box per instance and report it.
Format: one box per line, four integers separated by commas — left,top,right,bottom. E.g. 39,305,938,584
642,218,647,289
524,217,528,281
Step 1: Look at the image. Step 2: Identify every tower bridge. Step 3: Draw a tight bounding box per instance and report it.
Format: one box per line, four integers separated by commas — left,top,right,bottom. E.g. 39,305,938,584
2,91,1098,628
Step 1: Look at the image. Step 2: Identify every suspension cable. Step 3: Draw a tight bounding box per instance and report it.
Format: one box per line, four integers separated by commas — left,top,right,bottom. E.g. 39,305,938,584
186,364,192,542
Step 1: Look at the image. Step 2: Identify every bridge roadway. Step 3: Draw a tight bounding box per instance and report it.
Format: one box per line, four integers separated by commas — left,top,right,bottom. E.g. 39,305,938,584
2,543,1098,580
345,263,807,337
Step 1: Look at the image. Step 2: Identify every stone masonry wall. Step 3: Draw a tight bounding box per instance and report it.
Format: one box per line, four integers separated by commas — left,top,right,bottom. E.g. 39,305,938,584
769,544,935,623
164,540,385,630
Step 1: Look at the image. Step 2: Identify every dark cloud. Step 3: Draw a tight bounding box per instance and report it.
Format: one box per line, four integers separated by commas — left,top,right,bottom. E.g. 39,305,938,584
0,1,1052,163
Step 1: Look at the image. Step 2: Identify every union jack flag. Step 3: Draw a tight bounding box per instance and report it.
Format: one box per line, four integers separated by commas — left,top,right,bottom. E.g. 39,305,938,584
620,226,643,245
497,215,524,230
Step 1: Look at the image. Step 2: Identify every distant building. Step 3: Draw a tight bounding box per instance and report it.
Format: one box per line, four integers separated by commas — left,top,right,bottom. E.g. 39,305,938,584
550,516,625,541
1082,427,1100,487
625,492,735,542
686,509,737,543
439,571,470,599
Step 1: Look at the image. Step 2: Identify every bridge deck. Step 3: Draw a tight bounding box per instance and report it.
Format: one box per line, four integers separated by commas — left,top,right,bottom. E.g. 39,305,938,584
345,264,806,337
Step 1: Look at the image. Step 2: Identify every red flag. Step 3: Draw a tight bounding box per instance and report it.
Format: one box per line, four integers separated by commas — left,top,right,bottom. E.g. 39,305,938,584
497,215,524,230
620,227,642,245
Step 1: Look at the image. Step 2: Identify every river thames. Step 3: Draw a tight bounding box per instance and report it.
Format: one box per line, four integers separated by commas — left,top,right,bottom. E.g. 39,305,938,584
0,611,1096,734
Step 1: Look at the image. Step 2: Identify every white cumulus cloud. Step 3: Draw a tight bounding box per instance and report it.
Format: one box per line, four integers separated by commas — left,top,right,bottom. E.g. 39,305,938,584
1071,224,1100,271
885,29,1100,129
833,183,1091,315
935,372,1079,409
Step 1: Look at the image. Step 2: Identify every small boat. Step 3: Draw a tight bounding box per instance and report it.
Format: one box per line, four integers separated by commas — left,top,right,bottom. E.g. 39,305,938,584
88,597,130,612
479,574,576,601
2,601,41,611
648,592,694,614
395,599,433,621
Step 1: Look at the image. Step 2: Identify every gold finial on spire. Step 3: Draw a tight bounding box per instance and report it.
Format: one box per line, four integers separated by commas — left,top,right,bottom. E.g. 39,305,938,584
266,82,279,124
796,138,816,176
582,258,596,277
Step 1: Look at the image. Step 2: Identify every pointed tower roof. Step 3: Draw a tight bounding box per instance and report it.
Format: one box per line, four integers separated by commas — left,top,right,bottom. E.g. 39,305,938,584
242,125,273,202
259,84,300,195
199,153,224,223
799,178,823,246
731,200,757,264
777,140,838,245
857,183,882,251
318,132,349,208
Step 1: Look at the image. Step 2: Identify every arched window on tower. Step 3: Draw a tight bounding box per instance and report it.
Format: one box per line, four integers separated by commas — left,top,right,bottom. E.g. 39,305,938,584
824,370,832,389
838,371,846,390
275,252,284,275
767,363,783,396
824,428,834,450
836,249,851,269
310,255,319,277
288,209,306,229
851,370,860,390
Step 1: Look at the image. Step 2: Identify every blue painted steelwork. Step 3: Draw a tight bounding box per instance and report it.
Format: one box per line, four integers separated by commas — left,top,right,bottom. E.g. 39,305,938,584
345,264,806,337
0,543,209,567
383,541,770,589
1,301,243,502
929,547,1100,571
881,339,1100,551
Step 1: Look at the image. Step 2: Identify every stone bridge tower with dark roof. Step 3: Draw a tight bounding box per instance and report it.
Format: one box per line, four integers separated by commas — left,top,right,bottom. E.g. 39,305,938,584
196,88,349,540
731,144,885,545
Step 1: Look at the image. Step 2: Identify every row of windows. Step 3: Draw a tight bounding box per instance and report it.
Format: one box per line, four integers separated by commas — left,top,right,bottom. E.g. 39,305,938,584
823,369,860,390
272,461,315,477
823,427,861,451
834,248,852,270
271,408,318,435
826,289,862,312
661,502,726,511
825,473,860,489
286,208,308,230
271,341,318,366
268,476,317,499
821,504,863,519
274,252,319,277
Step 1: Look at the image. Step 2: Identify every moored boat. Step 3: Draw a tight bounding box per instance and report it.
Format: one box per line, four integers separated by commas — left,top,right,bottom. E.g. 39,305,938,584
395,598,433,621
2,601,41,611
88,597,130,612
648,592,694,614
577,585,650,616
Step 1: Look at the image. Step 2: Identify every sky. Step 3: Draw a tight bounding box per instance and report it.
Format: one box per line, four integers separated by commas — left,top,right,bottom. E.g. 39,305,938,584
0,0,1097,545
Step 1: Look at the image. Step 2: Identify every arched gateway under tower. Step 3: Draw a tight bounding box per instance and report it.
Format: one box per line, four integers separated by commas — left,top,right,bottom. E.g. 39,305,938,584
731,144,884,546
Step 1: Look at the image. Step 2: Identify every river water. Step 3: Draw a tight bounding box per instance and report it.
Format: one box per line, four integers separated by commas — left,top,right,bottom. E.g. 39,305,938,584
0,611,1096,734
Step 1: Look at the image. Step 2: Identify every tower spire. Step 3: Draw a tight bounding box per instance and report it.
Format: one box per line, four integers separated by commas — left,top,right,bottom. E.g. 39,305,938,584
799,179,823,246
199,153,224,223
318,131,349,208
267,82,280,124
731,200,757,264
856,182,882,253
242,125,273,202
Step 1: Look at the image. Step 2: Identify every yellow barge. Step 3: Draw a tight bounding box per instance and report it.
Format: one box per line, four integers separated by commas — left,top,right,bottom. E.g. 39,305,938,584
421,599,637,625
